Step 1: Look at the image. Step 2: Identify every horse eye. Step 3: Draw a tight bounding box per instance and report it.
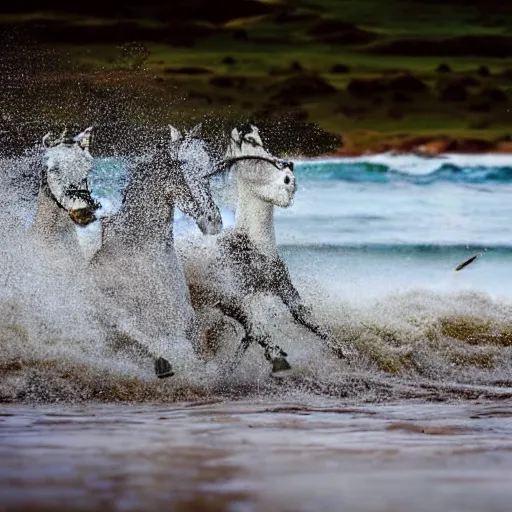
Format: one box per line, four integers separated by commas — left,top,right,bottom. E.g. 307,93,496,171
284,176,291,185
208,214,212,221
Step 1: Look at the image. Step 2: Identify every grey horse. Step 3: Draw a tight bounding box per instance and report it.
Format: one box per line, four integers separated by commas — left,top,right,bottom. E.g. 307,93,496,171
180,124,350,376
32,127,99,252
91,124,223,378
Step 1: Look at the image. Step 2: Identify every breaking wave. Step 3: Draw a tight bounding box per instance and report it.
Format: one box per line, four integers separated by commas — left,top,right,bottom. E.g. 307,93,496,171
298,154,512,184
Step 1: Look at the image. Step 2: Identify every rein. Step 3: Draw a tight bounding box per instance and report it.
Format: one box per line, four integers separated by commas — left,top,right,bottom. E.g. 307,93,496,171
205,155,294,178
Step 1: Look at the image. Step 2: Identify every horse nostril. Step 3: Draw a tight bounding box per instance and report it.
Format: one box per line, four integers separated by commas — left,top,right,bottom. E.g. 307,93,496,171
284,176,291,185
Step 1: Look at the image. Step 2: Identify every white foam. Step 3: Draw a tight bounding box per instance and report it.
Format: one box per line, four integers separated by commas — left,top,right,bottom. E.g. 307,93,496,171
299,152,512,175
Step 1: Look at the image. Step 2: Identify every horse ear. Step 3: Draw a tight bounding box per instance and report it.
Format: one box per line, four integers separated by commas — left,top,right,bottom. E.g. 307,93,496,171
74,126,93,149
188,123,202,137
231,127,241,144
169,125,182,142
42,132,53,148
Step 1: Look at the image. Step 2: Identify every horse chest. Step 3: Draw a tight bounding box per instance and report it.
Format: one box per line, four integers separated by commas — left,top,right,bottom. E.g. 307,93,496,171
220,233,285,295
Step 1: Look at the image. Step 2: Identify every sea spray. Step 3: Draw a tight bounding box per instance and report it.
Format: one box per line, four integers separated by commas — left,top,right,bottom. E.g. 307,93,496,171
1,147,512,403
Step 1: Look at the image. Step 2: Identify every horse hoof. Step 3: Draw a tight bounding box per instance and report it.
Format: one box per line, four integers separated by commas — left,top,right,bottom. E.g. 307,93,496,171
155,357,174,379
271,357,292,377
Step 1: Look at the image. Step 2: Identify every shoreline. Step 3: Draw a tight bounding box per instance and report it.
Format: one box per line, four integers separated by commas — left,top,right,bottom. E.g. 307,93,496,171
323,136,512,159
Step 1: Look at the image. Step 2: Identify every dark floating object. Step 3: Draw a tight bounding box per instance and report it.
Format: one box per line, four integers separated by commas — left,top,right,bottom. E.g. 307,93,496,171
455,253,482,271
155,357,174,379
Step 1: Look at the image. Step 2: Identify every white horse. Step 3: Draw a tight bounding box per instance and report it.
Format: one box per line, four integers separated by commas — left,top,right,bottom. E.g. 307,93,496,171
180,124,348,376
32,127,100,252
91,124,223,378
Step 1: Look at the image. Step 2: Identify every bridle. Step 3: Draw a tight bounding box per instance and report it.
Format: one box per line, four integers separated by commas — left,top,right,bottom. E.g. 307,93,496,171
41,166,100,213
207,155,294,178
202,133,294,178
41,131,100,215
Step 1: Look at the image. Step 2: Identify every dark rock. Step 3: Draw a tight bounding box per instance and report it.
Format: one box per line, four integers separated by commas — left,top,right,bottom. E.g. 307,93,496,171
436,63,452,73
331,64,351,73
222,56,236,65
290,61,304,73
477,65,491,76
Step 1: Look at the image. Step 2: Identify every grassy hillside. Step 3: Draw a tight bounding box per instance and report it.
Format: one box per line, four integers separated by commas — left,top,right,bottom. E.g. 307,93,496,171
1,0,511,155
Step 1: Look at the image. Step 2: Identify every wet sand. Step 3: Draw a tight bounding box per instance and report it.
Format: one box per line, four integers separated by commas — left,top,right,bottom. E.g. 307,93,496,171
1,400,512,512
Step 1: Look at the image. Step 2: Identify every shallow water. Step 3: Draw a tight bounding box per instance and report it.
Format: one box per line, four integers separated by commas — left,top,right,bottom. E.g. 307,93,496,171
2,400,512,512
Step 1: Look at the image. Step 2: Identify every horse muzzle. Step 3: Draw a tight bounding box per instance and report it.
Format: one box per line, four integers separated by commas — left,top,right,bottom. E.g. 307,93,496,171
69,207,97,226
197,215,223,236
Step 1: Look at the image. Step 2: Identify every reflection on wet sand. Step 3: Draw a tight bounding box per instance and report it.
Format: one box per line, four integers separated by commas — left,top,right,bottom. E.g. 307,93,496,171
1,400,512,512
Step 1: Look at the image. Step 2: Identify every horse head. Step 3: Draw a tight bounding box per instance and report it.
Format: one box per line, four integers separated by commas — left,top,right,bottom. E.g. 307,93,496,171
42,126,99,226
167,123,223,235
220,124,296,208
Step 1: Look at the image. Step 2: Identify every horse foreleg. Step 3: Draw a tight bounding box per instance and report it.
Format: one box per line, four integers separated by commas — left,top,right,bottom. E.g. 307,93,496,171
228,332,291,374
106,328,174,379
217,297,291,374
287,302,348,359
228,334,252,373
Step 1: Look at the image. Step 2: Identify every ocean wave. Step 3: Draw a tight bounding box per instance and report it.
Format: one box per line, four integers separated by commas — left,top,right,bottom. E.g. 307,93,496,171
296,154,512,184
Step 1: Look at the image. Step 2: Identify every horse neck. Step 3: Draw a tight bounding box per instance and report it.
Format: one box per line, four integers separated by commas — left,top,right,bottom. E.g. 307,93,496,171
32,188,77,245
235,175,277,258
106,162,175,250
226,143,278,257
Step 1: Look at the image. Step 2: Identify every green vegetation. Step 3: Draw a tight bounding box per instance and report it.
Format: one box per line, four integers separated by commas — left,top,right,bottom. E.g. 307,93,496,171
1,0,512,154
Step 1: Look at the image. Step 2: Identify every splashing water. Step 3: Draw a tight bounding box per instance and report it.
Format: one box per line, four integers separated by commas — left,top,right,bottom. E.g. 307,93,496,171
1,144,511,404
